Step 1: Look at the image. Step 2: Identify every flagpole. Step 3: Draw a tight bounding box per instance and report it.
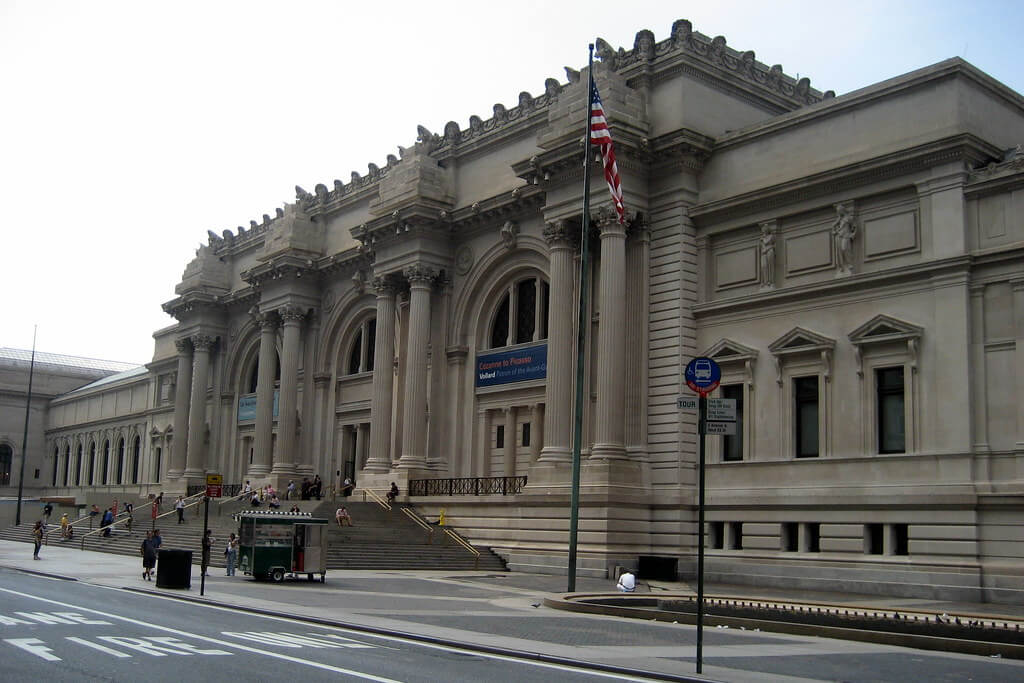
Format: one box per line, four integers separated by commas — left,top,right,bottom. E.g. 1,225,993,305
567,44,596,593
15,326,37,526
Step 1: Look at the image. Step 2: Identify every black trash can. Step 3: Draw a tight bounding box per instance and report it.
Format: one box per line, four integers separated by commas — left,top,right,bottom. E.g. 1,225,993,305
156,549,192,589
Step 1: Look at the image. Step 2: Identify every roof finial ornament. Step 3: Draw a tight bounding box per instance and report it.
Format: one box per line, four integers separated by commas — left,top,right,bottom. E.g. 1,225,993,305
564,66,580,84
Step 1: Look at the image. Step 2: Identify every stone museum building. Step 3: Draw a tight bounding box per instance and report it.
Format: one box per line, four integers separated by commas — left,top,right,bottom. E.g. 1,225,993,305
7,20,1024,602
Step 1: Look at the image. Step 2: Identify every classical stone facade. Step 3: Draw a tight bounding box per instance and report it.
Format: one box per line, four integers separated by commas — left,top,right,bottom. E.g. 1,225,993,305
21,21,1024,602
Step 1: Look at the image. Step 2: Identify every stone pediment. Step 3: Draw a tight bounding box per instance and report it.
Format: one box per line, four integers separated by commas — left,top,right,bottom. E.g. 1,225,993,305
702,338,758,362
848,314,923,346
848,314,923,376
768,327,835,355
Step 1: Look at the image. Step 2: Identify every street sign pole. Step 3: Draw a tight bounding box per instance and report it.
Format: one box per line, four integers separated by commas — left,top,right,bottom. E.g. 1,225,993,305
200,496,210,596
696,393,706,675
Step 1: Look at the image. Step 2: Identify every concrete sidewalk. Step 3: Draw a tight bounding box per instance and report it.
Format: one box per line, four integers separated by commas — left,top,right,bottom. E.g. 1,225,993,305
4,538,1024,683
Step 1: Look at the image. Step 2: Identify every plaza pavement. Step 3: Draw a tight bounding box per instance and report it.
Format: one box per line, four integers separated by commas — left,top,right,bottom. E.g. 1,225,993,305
2,538,1023,682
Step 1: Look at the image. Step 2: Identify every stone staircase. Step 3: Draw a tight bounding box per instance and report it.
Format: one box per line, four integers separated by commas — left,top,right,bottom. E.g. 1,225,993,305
0,498,505,573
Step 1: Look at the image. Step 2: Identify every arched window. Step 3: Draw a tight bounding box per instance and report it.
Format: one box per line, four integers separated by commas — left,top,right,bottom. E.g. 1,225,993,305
52,446,59,486
63,445,70,486
154,447,162,484
131,436,140,484
88,442,96,485
116,438,125,484
347,318,377,375
102,440,110,485
75,444,83,485
489,276,549,349
0,444,12,486
247,353,281,393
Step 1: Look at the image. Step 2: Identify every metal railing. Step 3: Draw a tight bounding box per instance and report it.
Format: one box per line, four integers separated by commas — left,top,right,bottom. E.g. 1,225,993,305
43,511,91,545
400,507,434,544
188,484,244,498
443,527,480,569
362,488,391,511
408,476,527,497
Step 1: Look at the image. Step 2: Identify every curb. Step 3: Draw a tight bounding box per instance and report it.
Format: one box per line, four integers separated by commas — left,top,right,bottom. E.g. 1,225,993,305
114,585,718,683
544,594,1024,661
1,564,79,582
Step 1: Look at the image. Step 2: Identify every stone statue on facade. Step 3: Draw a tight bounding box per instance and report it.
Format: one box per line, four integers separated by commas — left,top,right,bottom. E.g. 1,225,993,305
759,222,776,288
832,202,856,275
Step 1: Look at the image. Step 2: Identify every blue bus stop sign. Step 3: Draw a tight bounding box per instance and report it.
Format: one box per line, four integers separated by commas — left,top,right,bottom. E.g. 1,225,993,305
685,357,721,397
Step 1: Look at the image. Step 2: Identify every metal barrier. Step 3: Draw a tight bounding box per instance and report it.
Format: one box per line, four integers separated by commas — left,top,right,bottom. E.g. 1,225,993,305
443,528,480,569
407,476,527,497
362,487,391,511
400,507,434,544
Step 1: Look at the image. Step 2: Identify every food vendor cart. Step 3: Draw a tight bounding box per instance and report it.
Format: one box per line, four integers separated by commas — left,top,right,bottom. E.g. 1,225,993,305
236,511,329,582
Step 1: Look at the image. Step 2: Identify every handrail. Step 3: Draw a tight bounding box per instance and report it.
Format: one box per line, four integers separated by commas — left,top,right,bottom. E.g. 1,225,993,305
153,491,205,523
217,489,251,508
443,528,480,569
362,488,391,511
400,507,433,544
43,512,91,545
79,513,134,549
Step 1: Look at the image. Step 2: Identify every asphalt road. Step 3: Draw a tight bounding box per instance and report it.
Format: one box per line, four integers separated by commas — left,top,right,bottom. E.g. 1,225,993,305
0,569,675,682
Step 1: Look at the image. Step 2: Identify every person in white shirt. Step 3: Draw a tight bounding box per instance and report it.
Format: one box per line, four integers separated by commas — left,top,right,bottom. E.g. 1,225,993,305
617,569,637,593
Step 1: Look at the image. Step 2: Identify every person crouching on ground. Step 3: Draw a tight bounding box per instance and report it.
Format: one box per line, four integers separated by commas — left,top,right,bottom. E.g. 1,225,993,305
335,506,353,527
617,568,637,593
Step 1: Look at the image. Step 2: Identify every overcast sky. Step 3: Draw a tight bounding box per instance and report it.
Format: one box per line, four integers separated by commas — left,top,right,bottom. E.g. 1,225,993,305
2,0,1021,365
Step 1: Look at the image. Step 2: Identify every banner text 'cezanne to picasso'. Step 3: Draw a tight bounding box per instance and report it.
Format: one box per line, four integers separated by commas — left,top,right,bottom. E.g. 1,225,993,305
475,344,547,387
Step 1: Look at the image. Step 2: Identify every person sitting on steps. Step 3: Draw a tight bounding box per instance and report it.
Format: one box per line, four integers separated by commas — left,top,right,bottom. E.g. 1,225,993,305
386,482,399,505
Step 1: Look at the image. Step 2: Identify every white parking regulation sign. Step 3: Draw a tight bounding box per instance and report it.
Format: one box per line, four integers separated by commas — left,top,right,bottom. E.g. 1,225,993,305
706,398,736,422
704,421,737,435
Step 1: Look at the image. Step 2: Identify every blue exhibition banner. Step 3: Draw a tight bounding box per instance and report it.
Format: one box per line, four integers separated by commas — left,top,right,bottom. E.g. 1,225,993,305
237,390,279,423
475,344,547,387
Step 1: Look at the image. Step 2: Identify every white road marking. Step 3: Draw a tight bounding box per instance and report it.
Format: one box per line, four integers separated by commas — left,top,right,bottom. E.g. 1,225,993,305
66,636,132,658
4,638,61,661
0,587,399,682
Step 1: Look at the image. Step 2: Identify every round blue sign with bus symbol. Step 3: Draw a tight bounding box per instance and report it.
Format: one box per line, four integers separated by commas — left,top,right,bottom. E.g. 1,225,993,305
685,357,721,396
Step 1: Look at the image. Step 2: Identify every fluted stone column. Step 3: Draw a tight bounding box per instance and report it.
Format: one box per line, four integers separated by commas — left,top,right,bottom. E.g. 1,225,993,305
539,220,575,462
365,278,398,473
398,265,435,470
250,315,278,476
591,211,627,460
272,306,304,477
625,222,650,458
169,339,193,478
503,406,517,477
529,403,544,463
476,409,492,477
356,423,369,471
184,334,215,478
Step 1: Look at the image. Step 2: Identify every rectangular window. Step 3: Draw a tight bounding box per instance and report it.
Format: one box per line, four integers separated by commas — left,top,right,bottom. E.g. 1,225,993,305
709,521,724,549
722,384,744,461
865,523,884,555
782,522,799,552
794,376,819,458
522,422,531,448
876,366,905,453
496,425,505,450
728,522,744,550
893,523,909,556
805,523,821,553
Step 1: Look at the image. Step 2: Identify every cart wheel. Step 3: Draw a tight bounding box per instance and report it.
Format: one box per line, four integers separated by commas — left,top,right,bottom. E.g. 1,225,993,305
270,568,285,583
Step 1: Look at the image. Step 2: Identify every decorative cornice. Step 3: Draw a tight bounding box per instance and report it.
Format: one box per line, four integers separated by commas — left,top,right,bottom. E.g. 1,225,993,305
241,253,320,288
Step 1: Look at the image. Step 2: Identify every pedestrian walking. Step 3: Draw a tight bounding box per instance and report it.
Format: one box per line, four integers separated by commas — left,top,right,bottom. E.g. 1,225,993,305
140,530,157,581
286,480,296,500
59,513,70,539
152,528,162,549
101,508,113,537
201,529,214,577
174,496,185,524
313,475,322,500
42,502,53,525
32,521,43,559
225,533,239,576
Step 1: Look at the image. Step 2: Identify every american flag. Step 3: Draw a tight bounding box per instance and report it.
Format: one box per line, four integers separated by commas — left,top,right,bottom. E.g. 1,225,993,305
589,83,625,224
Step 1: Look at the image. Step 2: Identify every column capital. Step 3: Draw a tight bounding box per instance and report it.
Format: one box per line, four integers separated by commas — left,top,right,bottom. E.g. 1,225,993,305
543,219,574,248
174,338,192,354
594,204,628,236
373,276,400,297
256,313,278,331
190,334,217,351
404,264,438,286
278,305,306,325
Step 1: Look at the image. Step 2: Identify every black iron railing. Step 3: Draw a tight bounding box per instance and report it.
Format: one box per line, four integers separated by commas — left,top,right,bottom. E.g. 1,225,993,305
408,476,527,497
186,485,205,497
